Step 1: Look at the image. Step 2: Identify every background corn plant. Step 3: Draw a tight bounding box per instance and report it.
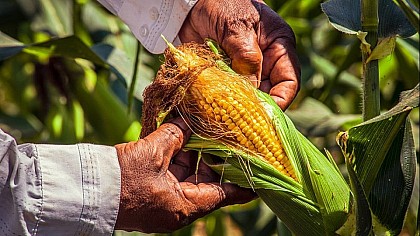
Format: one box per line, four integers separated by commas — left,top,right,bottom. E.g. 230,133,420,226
0,0,418,235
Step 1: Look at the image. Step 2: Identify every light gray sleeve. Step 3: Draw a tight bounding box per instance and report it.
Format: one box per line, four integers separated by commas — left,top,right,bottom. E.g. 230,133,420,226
0,129,121,235
97,0,198,54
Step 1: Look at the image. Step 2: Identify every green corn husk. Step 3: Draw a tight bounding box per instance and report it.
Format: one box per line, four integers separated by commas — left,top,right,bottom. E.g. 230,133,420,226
140,39,352,235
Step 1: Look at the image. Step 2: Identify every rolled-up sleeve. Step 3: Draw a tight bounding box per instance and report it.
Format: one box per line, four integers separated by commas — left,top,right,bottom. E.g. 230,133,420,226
97,0,198,54
0,130,121,235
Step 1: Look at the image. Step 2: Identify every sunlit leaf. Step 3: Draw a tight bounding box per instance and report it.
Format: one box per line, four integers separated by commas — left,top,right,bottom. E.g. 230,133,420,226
28,36,106,65
38,0,72,36
393,0,420,32
0,32,25,60
92,43,155,101
366,36,397,63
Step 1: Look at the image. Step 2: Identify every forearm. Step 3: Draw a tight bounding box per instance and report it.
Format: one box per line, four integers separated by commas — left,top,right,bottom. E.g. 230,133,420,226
0,130,121,235
97,0,198,53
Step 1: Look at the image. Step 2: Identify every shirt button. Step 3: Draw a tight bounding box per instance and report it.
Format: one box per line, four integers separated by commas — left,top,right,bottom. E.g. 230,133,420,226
188,0,197,7
149,7,159,21
140,25,149,37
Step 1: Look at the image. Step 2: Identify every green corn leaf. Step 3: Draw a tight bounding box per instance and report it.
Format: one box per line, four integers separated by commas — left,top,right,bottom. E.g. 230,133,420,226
337,84,419,234
38,0,72,36
196,147,327,235
260,91,352,233
337,144,374,236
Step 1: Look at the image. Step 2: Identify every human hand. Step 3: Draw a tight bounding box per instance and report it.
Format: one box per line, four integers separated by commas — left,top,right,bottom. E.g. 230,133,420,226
179,0,300,110
114,118,256,233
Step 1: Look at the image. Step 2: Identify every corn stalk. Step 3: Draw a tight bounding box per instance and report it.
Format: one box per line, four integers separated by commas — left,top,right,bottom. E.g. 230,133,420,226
361,0,380,121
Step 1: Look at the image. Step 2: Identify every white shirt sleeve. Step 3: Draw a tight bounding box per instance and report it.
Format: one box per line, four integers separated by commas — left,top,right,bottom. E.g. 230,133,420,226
0,130,121,235
97,0,198,54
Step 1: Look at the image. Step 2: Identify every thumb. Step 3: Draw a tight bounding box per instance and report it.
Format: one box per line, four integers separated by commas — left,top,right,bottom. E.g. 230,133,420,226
143,117,192,168
221,32,263,88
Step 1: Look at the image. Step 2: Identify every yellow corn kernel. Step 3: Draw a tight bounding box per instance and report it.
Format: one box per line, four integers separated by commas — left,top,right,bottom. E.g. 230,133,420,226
254,139,263,148
240,138,247,146
277,154,286,163
222,114,230,122
225,118,233,125
248,132,257,141
213,107,220,114
245,140,254,149
239,120,247,129
228,123,236,130
232,114,241,122
283,159,291,167
272,161,281,168
226,105,234,113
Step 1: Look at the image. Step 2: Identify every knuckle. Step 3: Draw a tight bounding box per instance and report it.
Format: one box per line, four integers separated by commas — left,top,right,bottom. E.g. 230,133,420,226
160,123,183,146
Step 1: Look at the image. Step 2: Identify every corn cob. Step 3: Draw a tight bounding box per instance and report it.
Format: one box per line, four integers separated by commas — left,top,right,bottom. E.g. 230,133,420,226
178,65,297,180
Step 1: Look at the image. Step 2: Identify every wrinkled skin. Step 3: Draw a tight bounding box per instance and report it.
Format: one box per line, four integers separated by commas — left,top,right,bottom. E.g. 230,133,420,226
180,0,300,110
114,0,299,233
114,118,255,233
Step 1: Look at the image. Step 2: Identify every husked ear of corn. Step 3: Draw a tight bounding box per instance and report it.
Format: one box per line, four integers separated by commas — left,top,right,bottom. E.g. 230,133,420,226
180,66,296,180
141,40,297,180
140,39,352,235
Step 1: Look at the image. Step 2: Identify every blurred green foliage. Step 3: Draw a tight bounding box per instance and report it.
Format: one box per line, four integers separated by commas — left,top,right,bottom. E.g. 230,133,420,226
0,0,418,235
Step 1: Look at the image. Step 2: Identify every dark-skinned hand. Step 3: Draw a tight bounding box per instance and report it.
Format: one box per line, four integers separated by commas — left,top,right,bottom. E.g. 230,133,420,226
179,0,300,110
114,0,299,233
114,118,256,233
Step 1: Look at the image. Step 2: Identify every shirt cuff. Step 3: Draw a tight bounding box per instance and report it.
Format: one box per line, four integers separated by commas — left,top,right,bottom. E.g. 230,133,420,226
99,0,198,54
35,144,121,235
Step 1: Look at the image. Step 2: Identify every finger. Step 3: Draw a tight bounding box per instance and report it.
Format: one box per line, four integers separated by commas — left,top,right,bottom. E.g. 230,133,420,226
259,79,272,94
183,161,221,183
144,117,192,169
168,151,198,181
264,40,300,110
249,2,299,110
178,18,204,43
221,31,263,88
170,152,220,182
181,182,257,213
